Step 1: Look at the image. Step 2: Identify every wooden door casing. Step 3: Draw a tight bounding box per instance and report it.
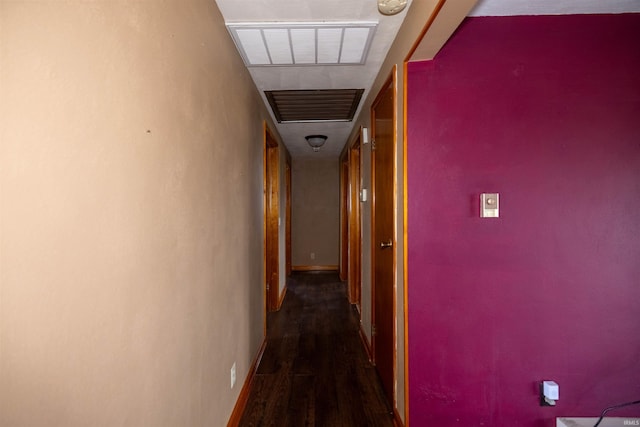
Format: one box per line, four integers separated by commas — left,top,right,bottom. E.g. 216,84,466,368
348,136,362,306
371,73,397,405
285,156,292,277
340,159,349,282
264,126,280,312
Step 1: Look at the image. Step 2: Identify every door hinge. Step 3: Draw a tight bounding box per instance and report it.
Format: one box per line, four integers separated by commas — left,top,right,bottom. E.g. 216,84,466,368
372,324,377,336
371,139,376,151
266,284,270,291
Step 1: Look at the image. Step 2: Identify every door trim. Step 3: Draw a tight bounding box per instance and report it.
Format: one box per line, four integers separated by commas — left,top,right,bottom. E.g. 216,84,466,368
348,130,362,307
285,155,292,277
339,129,363,307
370,67,398,406
263,123,280,317
340,157,349,282
402,60,411,427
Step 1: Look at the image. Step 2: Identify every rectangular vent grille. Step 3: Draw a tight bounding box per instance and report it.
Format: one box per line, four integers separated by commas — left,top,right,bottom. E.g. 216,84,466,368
265,89,365,123
226,22,377,67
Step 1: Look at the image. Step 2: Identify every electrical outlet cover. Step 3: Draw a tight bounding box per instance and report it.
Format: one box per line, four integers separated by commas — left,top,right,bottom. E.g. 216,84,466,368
231,363,236,389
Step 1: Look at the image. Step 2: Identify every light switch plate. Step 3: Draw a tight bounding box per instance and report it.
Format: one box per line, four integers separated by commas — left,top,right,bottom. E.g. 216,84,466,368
543,381,559,400
480,193,499,218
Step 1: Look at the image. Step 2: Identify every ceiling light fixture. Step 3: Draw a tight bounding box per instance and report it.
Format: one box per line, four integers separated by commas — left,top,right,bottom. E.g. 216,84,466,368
305,135,328,152
378,0,408,15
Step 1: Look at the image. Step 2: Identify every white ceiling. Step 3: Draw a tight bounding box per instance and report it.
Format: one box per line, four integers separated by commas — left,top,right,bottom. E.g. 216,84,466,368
214,0,640,159
469,0,640,16
215,0,412,158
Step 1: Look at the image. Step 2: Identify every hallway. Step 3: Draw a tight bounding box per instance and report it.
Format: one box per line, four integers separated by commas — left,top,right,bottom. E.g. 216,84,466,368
239,272,394,427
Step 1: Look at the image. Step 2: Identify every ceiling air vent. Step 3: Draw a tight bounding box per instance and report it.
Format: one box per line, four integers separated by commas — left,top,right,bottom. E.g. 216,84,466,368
226,22,377,67
265,89,365,123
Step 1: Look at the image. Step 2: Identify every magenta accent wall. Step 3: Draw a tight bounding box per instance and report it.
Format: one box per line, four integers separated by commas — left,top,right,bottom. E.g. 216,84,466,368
407,14,640,426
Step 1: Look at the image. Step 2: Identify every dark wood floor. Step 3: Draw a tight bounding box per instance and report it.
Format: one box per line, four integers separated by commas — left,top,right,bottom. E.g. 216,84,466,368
239,272,394,427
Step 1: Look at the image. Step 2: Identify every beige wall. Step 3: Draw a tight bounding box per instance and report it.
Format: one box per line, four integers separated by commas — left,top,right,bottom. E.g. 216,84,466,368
347,0,477,423
0,1,274,425
291,158,340,267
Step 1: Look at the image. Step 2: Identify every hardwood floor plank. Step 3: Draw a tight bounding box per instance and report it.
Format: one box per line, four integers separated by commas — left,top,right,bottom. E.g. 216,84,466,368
285,375,315,427
238,272,393,427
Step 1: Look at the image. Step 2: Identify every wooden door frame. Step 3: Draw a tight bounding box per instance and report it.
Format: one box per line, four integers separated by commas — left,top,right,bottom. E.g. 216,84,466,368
348,131,362,307
370,69,397,405
401,62,410,427
339,130,363,307
285,155,292,277
340,157,349,281
263,123,280,315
